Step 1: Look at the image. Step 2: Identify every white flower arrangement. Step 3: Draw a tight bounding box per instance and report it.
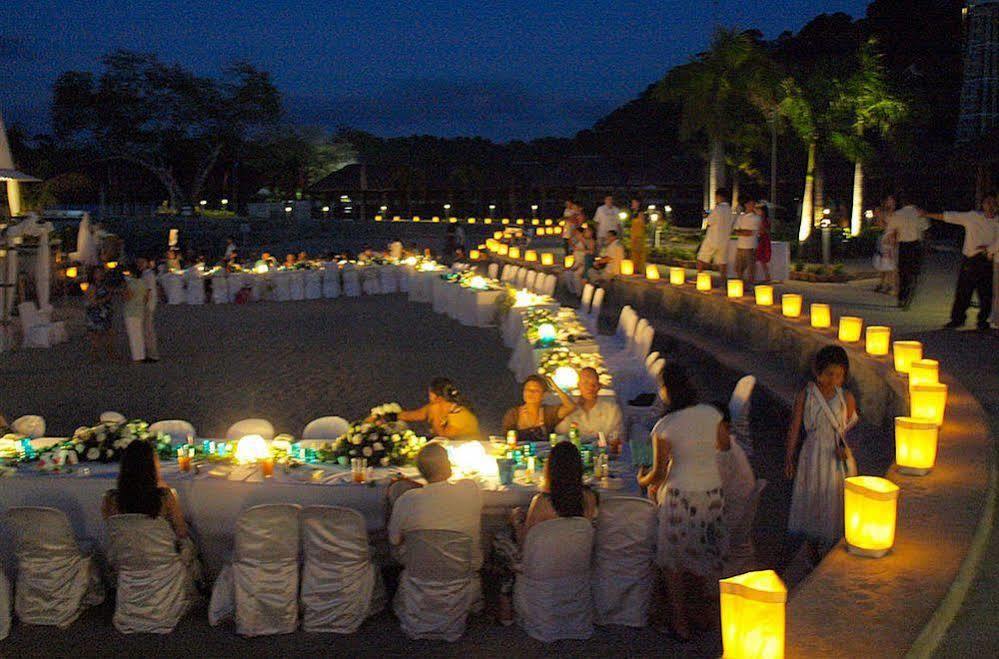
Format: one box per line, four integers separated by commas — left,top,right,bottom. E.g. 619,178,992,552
370,403,402,418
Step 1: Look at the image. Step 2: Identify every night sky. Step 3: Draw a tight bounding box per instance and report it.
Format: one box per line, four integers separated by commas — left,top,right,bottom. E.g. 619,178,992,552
1,0,870,141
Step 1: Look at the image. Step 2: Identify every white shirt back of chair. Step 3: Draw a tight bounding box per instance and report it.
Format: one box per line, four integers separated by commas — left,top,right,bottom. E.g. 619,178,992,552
211,271,229,304
514,516,595,642
729,374,756,457
379,265,399,293
342,266,361,297
12,415,45,437
149,419,196,445
322,263,342,298
289,271,306,300
226,418,275,441
209,504,301,636
106,514,195,634
300,506,384,633
100,411,126,425
394,529,475,642
5,506,103,627
525,270,538,292
487,263,499,279
300,416,350,448
0,569,10,640
581,282,594,311
184,269,205,305
304,269,322,299
162,272,185,305
592,497,657,628
726,479,767,577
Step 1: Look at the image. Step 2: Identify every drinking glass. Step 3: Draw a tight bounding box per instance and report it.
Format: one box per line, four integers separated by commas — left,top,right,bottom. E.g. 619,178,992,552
351,457,367,483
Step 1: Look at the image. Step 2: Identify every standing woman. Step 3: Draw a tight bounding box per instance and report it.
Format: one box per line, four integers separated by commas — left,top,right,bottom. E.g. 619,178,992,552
638,363,727,640
755,202,773,283
85,267,115,362
581,223,597,281
629,198,648,274
872,197,898,295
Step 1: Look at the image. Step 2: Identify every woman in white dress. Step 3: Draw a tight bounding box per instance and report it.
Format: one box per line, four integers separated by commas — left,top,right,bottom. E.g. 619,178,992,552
785,346,859,562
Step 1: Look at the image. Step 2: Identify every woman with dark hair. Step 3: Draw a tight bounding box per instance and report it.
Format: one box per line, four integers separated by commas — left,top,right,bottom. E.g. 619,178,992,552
501,374,576,442
755,201,772,283
399,376,480,439
101,440,188,540
638,363,728,640
85,267,116,362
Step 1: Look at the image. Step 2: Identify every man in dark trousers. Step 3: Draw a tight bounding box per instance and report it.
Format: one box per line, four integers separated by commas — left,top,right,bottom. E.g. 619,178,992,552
884,194,929,309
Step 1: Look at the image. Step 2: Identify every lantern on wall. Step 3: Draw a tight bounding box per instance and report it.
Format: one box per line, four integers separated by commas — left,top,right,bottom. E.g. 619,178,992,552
754,285,774,306
469,250,481,261
696,272,712,291
509,247,520,260
892,341,923,375
910,383,947,426
895,416,939,475
525,250,537,262
669,267,685,286
496,244,509,256
564,255,575,269
844,476,900,557
541,253,554,266
719,570,787,659
781,294,802,318
727,279,744,298
838,316,863,342
908,359,939,389
620,259,635,276
865,326,891,356
646,264,660,280
66,266,78,279
809,303,831,328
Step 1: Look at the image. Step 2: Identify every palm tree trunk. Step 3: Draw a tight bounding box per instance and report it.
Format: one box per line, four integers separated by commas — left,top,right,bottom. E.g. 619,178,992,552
850,159,864,236
798,141,816,241
708,140,725,208
731,171,740,210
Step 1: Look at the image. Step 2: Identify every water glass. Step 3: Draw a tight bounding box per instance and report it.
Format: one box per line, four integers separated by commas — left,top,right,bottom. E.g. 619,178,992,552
351,457,367,483
496,458,515,486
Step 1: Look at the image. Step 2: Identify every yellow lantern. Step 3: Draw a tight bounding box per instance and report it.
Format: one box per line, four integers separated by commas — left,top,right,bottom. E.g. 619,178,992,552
531,218,540,226
525,250,537,262
234,434,271,465
544,218,553,226
719,570,787,659
516,218,524,225
892,341,922,374
469,250,481,261
536,228,545,237
66,266,78,279
910,383,947,426
432,216,440,223
754,285,774,306
697,272,712,291
80,282,90,292
646,264,660,280
727,279,744,298
509,247,520,260
541,252,554,266
496,244,509,256
564,255,575,269
810,303,831,328
838,316,863,342
105,261,119,270
392,215,401,222
620,259,635,276
908,359,939,389
865,326,891,356
781,294,802,318
494,231,504,240
374,215,383,222
502,218,510,225
669,267,685,286
467,217,476,224
484,218,492,224
895,416,939,475
844,476,900,557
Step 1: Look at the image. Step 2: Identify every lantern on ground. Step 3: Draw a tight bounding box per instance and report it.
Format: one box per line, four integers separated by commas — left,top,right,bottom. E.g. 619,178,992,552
895,416,939,475
839,316,863,342
844,476,900,557
646,265,660,280
413,216,421,222
525,250,537,262
781,294,802,318
669,267,685,286
541,253,555,266
892,341,923,375
552,366,579,391
497,244,509,256
696,272,712,291
564,255,575,269
865,326,891,356
810,303,831,328
620,259,635,276
908,359,939,389
910,383,947,426
509,247,520,260
727,279,744,298
755,285,773,306
719,570,787,659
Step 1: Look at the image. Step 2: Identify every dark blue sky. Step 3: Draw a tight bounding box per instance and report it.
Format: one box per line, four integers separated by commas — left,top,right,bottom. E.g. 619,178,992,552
1,0,870,141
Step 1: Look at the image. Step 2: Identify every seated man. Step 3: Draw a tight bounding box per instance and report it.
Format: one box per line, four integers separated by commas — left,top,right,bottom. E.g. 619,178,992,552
388,441,483,569
555,367,623,450
589,230,624,283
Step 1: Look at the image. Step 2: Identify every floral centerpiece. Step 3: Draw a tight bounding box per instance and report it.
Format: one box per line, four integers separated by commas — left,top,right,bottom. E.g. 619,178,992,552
325,404,426,467
42,419,172,467
537,347,613,388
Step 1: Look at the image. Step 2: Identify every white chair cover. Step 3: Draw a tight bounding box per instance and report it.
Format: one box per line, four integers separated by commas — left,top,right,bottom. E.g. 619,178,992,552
232,272,251,302
161,272,185,305
399,265,411,292
342,268,361,297
633,323,654,361
487,263,499,279
581,283,594,312
525,270,538,292
644,350,660,370
304,270,322,299
149,419,196,445
0,569,10,640
209,504,301,636
301,416,350,442
500,264,511,282
289,271,306,300
729,375,757,457
515,268,528,289
361,268,381,295
18,302,65,348
514,517,594,642
726,479,767,576
379,266,399,294
11,415,45,437
184,269,205,305
588,288,605,330
592,497,657,628
322,264,342,298
541,274,557,296
394,529,475,642
273,271,292,301
5,507,103,627
300,506,384,633
100,411,126,424
106,514,196,634
226,418,275,441
211,272,229,304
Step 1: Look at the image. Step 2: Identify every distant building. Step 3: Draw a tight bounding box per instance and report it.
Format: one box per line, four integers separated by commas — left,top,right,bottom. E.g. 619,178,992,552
957,1,999,142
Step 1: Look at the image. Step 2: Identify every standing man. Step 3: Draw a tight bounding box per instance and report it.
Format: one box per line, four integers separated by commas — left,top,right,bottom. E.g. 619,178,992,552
885,195,929,309
922,195,999,330
223,237,237,264
122,264,147,363
697,188,734,280
732,199,762,283
594,195,621,244
139,257,160,362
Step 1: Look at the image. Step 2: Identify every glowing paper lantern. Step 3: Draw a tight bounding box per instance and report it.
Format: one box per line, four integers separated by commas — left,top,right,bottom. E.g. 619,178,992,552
494,231,504,240
781,294,802,318
755,285,773,306
392,215,401,222
719,570,786,659
105,261,119,270
552,366,579,391
234,435,271,464
646,264,660,280
839,316,863,342
446,441,498,477
525,250,537,262
620,259,635,276
374,215,383,222
80,282,90,292
810,303,831,328
496,244,509,256
541,253,555,266
908,359,939,389
502,218,510,225
892,341,923,374
66,266,78,279
669,267,685,286
509,247,521,260
697,272,712,291
727,279,744,298
895,416,939,475
844,476,900,557
910,383,947,426
865,326,891,356
537,322,557,345
564,255,575,269
432,216,440,223
413,216,421,222
467,217,476,224
469,250,481,260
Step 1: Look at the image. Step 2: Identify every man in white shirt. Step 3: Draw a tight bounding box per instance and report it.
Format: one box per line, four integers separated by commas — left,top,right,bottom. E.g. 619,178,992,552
590,230,625,282
885,196,930,309
137,257,160,362
593,195,622,244
388,441,483,569
923,195,999,330
556,367,624,449
732,199,762,283
697,188,734,279
223,238,237,263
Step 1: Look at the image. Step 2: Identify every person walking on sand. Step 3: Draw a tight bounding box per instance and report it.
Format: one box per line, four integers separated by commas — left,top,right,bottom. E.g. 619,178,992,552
138,257,160,362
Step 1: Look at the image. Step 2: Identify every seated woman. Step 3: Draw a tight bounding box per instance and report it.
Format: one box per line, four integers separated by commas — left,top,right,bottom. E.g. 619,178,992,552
398,377,480,439
101,440,188,541
501,374,576,442
283,254,296,269
488,441,598,624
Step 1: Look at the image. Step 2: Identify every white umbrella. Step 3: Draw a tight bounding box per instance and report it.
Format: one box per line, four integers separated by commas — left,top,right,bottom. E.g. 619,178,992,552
74,212,98,265
0,111,40,218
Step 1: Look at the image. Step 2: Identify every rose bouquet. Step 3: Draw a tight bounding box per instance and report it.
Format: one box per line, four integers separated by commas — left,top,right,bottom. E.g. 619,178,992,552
328,416,426,467
51,419,172,465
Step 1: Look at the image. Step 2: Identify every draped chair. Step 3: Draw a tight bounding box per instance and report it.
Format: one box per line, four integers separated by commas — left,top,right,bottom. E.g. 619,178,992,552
289,271,306,300
304,270,323,299
211,271,229,304
273,271,292,302
100,411,126,425
161,272,185,305
322,263,342,298
487,263,499,279
226,418,275,441
149,419,197,445
342,267,361,297
729,375,757,458
299,416,349,449
581,283,595,313
379,266,399,294
592,497,657,627
184,269,205,305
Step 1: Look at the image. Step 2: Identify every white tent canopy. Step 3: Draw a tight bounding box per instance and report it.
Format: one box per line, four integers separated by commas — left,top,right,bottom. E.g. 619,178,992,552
2,213,54,316
71,213,99,266
0,111,40,218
